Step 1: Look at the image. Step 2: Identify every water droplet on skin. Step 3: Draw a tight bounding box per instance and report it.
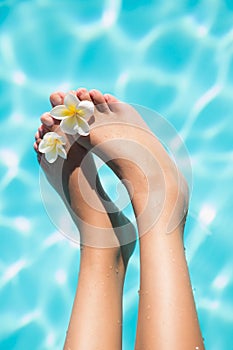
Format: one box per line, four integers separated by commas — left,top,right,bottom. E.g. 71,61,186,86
115,268,119,274
146,315,151,320
195,347,199,349
106,273,110,278
147,304,151,309
109,265,113,269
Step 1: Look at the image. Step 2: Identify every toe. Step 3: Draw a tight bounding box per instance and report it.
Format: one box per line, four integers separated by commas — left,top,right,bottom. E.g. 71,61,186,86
33,141,38,152
39,124,54,138
90,89,111,113
49,92,64,126
38,125,44,138
36,137,42,145
76,88,92,101
104,93,121,112
50,91,65,107
104,93,119,103
35,131,40,141
40,112,54,128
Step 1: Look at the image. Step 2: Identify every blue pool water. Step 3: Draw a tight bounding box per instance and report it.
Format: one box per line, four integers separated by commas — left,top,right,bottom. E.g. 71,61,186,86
0,0,233,349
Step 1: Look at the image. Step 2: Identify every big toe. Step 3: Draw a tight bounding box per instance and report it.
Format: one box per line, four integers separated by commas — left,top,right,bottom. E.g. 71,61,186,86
90,89,111,113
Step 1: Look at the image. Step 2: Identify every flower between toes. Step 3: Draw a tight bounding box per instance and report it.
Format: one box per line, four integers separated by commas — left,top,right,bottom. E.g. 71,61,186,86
50,92,94,136
38,132,67,164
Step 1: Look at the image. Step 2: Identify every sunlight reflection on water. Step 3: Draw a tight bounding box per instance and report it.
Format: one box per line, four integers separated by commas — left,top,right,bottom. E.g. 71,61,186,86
0,0,232,349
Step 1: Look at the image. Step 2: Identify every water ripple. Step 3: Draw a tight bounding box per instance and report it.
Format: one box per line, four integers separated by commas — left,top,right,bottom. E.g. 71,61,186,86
0,0,232,349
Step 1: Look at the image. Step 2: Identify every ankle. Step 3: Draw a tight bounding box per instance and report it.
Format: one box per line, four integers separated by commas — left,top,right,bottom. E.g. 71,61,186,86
80,245,125,274
129,177,189,239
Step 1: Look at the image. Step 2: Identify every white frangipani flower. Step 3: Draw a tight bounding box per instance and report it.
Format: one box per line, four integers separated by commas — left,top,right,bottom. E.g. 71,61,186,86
50,93,94,136
38,132,67,164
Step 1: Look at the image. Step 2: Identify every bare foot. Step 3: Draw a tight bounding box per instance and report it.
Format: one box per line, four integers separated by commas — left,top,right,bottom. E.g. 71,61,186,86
74,89,189,235
34,90,136,268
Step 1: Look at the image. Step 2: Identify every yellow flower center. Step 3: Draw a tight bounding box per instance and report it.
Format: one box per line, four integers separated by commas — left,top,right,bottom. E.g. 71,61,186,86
76,109,85,117
47,136,63,147
67,105,77,115
66,104,85,118
55,139,63,145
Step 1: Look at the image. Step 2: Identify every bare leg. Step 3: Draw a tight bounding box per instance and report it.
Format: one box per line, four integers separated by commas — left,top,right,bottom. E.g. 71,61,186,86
134,225,204,350
75,90,204,350
34,90,136,349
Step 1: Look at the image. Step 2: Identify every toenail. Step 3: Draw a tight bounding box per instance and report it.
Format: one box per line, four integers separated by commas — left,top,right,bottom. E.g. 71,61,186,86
51,94,62,105
90,90,99,101
41,114,53,126
77,88,87,97
44,118,53,127
90,89,97,95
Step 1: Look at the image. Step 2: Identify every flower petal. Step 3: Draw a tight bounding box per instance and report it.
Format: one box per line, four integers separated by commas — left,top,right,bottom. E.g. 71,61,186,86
60,116,79,135
58,134,66,145
44,131,55,138
50,105,71,120
38,139,53,153
43,131,61,142
78,100,94,119
45,149,58,163
64,93,80,109
77,117,90,136
53,133,66,145
57,145,67,159
39,144,53,154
